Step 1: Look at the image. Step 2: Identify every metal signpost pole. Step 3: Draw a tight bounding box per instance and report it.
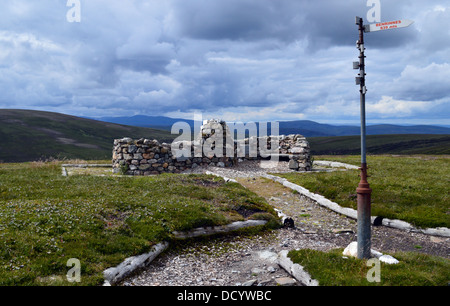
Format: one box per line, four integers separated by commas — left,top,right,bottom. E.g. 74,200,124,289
355,16,372,259
353,16,413,259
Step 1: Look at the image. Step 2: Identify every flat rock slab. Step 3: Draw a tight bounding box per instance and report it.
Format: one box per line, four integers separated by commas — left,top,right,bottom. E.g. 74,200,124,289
258,250,278,263
275,277,297,286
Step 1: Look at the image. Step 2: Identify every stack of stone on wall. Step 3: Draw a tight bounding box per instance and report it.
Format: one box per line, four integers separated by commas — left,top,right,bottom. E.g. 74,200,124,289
280,134,312,171
196,119,235,161
236,134,311,171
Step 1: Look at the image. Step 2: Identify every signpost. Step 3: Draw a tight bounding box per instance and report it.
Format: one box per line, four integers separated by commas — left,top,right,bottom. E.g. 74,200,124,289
364,19,414,33
353,16,414,259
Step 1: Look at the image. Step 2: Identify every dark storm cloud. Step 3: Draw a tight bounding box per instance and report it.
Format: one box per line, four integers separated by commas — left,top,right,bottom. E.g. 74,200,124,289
0,0,448,124
170,0,419,49
170,0,303,42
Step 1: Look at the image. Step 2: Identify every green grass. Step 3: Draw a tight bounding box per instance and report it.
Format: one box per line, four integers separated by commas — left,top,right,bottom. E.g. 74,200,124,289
288,248,450,286
309,134,450,155
276,155,450,229
0,162,279,286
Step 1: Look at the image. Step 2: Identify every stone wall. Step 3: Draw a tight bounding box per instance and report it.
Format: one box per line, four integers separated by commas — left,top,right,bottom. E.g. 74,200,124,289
112,120,312,175
112,137,234,175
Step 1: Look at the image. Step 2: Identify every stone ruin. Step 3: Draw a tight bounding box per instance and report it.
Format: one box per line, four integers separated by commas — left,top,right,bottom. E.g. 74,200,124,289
112,119,312,175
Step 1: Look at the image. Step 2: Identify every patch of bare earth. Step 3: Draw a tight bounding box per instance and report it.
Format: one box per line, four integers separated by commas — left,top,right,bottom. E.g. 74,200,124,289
57,137,100,149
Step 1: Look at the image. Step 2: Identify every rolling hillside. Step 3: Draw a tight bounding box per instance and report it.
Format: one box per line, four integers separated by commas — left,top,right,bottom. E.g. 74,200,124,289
308,134,450,155
91,115,196,131
0,109,175,162
278,120,450,137
93,115,450,137
1,109,448,162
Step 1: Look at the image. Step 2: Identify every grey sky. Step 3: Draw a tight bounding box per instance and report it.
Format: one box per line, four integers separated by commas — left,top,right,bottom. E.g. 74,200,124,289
0,0,448,125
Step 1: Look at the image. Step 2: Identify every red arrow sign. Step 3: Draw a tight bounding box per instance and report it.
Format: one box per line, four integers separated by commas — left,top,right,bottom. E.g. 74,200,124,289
364,19,414,32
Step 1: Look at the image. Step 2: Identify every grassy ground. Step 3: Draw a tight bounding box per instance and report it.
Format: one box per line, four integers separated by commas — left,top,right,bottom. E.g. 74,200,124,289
0,162,278,286
276,155,450,229
288,248,450,286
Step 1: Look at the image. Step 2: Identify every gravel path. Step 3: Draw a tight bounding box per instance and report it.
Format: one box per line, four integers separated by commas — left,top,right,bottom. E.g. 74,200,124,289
119,160,449,286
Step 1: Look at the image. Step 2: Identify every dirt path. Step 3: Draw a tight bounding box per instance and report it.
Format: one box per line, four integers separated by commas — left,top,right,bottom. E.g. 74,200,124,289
239,177,449,258
119,163,449,286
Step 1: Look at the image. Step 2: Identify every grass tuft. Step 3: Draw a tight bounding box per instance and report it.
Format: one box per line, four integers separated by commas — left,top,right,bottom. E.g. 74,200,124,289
288,248,450,286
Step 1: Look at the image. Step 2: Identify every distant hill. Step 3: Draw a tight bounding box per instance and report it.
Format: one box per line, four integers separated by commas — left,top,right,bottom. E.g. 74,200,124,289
1,110,448,162
308,134,450,155
277,120,450,137
91,115,196,131
278,120,359,137
93,115,450,137
366,124,450,135
0,109,175,162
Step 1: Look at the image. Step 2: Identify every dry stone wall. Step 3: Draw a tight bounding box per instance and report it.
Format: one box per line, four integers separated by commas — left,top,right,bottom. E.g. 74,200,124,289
112,120,312,175
112,137,234,175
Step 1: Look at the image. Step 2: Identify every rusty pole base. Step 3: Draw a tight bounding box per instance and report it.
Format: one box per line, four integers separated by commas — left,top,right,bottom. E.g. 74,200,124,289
356,163,372,259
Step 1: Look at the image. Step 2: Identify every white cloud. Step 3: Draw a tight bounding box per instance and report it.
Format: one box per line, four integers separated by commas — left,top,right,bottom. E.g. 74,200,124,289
368,96,430,117
390,63,450,101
